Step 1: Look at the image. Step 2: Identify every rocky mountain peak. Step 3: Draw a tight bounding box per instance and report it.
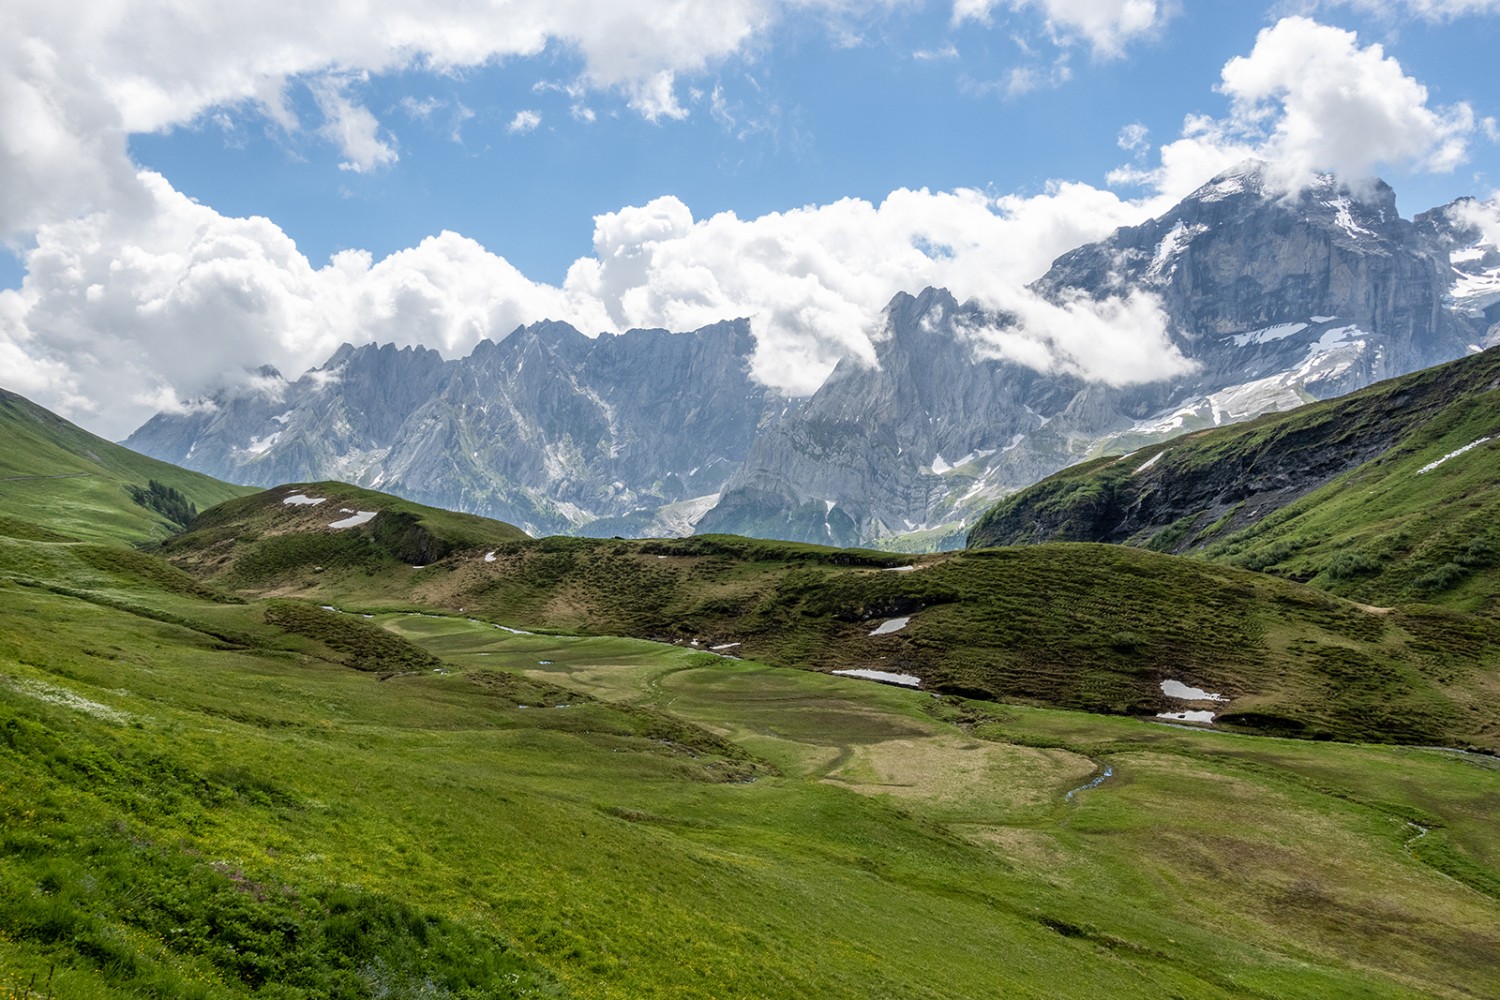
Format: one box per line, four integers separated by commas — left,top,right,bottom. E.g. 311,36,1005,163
127,168,1491,550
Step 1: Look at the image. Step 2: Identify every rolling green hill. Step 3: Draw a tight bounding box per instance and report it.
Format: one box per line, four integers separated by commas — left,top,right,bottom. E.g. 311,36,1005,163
966,348,1500,615
1,386,1498,997
0,388,254,544
161,493,1500,750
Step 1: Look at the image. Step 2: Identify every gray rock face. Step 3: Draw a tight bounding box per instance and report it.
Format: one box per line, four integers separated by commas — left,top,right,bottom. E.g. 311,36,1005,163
698,163,1490,547
126,320,780,536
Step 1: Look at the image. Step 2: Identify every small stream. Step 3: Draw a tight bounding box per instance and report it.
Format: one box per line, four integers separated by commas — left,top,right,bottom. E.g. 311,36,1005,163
1065,765,1114,801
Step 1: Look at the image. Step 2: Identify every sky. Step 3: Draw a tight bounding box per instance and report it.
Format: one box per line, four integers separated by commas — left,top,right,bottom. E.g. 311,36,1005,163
3,0,1499,439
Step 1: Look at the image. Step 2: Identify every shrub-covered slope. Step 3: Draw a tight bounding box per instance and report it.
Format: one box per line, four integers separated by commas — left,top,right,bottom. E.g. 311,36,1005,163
966,348,1500,614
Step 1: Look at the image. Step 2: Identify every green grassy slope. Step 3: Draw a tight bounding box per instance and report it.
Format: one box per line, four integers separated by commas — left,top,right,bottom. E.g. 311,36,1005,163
0,387,254,544
162,503,1500,749
3,515,1499,998
166,480,530,580
965,348,1500,615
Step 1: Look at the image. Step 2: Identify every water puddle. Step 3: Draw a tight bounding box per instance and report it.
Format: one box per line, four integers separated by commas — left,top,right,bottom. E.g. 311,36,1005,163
1156,710,1215,724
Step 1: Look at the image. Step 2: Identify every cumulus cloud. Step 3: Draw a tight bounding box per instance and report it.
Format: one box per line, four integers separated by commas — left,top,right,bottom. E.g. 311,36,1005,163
1110,17,1478,202
507,110,543,134
0,0,877,239
0,170,1161,437
960,288,1192,385
1453,196,1500,247
1219,17,1474,191
954,0,1169,58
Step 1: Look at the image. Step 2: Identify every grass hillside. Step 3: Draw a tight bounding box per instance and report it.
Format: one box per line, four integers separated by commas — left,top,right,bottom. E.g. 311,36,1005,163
3,505,1499,997
966,348,1500,615
163,481,530,584
0,387,253,544
162,502,1500,750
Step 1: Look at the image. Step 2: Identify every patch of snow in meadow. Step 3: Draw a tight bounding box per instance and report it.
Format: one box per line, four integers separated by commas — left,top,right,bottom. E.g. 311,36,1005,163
329,511,376,529
1161,679,1228,702
484,551,496,563
1417,437,1492,475
883,565,918,573
282,493,325,506
869,617,910,636
1134,451,1165,475
832,669,922,688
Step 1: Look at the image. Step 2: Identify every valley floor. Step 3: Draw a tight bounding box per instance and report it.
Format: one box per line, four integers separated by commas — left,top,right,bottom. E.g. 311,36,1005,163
3,570,1498,998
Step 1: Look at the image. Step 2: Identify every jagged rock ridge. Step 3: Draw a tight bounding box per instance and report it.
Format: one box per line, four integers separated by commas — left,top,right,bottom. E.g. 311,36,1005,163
128,163,1498,545
698,164,1496,547
126,320,784,536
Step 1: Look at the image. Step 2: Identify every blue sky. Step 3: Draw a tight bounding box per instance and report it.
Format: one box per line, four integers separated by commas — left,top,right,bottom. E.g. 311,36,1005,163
114,2,1497,281
2,1,1499,436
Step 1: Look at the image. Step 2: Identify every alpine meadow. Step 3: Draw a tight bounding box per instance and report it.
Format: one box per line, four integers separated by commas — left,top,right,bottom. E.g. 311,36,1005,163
3,3,1500,999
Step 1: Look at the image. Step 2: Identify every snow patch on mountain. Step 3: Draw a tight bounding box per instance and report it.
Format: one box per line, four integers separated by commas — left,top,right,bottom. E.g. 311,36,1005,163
1232,322,1308,347
1417,437,1493,475
1146,221,1208,282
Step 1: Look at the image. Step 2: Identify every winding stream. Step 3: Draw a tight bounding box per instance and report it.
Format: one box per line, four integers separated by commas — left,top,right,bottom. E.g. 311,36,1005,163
1065,765,1114,801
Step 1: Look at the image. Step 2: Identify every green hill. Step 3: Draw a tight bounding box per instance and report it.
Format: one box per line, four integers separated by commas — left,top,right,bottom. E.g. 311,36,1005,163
967,348,1500,615
1,393,1498,997
0,387,254,544
162,498,1500,750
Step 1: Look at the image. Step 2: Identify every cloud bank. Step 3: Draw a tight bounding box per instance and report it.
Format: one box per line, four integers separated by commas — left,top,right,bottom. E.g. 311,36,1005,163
0,8,1489,438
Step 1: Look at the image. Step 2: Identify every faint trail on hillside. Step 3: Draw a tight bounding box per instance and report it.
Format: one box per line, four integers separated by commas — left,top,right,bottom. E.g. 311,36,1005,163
0,472,92,481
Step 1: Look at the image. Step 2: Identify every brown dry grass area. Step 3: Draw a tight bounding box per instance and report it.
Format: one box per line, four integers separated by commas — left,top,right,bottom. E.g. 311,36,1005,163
827,735,1096,815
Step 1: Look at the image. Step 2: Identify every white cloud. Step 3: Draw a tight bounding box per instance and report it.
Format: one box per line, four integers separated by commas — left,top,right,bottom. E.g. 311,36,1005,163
1453,196,1500,247
913,43,960,60
1117,122,1149,152
1217,17,1475,192
0,169,1162,437
1317,0,1500,20
313,77,398,173
960,287,1192,385
955,0,1169,58
507,110,542,134
1109,17,1477,203
0,0,875,239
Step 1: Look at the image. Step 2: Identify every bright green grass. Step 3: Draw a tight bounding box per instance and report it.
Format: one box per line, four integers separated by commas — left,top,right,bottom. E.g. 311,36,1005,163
0,388,252,545
168,514,1500,749
966,348,1500,617
3,532,1499,997
1203,392,1500,613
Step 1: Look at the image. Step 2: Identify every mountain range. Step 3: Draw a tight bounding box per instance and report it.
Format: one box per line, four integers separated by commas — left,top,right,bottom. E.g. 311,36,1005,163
126,162,1500,545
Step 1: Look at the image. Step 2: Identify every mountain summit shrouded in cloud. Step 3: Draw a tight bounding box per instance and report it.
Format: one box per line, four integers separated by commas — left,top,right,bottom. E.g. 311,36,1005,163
0,2,1495,438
